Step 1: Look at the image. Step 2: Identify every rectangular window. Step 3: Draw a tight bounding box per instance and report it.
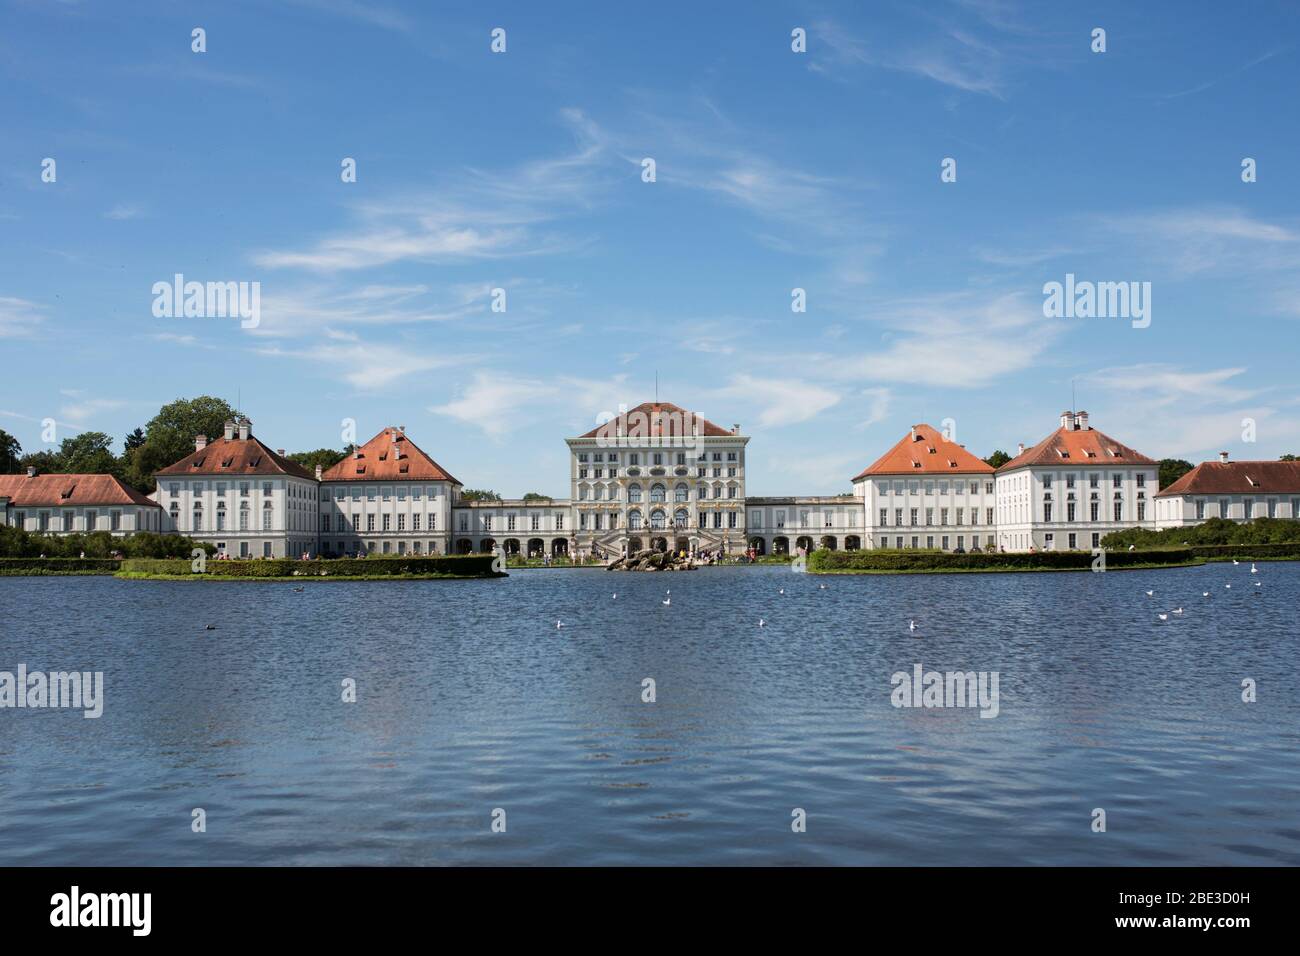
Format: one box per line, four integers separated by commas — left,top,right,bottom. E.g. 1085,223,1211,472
1115,502,1124,522
397,514,405,531
413,514,421,531
880,508,888,526
367,514,376,532
263,542,272,557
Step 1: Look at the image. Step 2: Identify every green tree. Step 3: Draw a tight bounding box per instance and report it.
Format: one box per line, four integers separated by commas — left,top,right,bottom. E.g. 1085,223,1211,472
288,448,349,473
123,427,146,453
521,491,552,501
1281,453,1299,462
461,489,502,501
58,431,120,475
1158,458,1194,490
17,449,61,475
984,449,1012,468
0,429,21,473
130,396,238,492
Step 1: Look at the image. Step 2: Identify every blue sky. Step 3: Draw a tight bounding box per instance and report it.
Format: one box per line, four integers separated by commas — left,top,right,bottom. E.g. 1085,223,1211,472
2,0,1298,496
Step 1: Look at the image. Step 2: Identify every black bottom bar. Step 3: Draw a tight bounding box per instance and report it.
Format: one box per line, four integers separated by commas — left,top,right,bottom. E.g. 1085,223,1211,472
0,866,1281,941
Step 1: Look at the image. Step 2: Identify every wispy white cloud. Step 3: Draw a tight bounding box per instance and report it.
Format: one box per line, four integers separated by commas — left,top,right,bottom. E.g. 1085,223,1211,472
104,202,144,221
252,341,464,391
431,370,633,440
254,109,608,272
1076,363,1300,459
816,290,1063,388
711,373,842,427
59,396,126,423
808,17,1006,97
277,0,414,33
0,296,45,338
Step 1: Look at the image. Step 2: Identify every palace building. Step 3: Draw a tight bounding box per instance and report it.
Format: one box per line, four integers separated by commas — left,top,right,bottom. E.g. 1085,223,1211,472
151,417,320,558
317,427,460,557
1155,453,1300,528
852,423,997,552
6,401,1216,557
994,410,1158,552
1,470,162,537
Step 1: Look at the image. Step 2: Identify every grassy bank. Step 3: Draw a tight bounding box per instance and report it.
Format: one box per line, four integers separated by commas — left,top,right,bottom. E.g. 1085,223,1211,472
808,547,1205,575
115,555,503,580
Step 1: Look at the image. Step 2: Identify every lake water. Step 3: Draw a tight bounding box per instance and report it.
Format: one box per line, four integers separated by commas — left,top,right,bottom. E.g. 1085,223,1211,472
1,563,1298,866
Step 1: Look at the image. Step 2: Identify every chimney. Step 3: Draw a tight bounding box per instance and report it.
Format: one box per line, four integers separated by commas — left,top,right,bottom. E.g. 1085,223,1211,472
195,434,207,452
1060,410,1074,430
910,426,917,442
315,465,323,480
1219,451,1229,463
277,449,286,456
223,420,235,441
25,466,36,478
238,419,251,441
732,423,740,435
1017,442,1025,455
1075,410,1089,430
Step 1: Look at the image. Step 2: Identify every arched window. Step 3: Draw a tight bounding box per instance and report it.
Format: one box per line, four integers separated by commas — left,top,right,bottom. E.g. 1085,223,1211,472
629,510,643,530
650,509,666,529
674,509,689,528
650,484,666,503
628,484,642,503
674,483,688,502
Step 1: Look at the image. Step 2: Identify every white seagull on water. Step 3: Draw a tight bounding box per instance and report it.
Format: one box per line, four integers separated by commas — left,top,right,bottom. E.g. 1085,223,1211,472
555,620,564,629
758,618,766,628
908,620,918,632
1157,613,1168,621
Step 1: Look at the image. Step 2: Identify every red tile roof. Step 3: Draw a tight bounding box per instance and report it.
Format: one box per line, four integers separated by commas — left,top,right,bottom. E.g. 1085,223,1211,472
1156,460,1300,497
156,435,316,479
853,423,994,480
0,473,161,508
998,425,1156,471
578,402,735,439
319,428,461,484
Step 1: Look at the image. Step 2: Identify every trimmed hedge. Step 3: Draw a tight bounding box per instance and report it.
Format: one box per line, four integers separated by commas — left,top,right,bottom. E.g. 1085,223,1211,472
0,557,122,575
808,547,1199,573
118,555,502,578
1189,542,1300,560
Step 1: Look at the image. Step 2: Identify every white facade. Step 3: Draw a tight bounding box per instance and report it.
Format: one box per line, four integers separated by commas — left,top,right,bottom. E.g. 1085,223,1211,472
1,472,163,538
152,419,321,558
994,411,1157,552
861,476,997,551
156,473,319,558
452,499,573,556
1155,454,1300,529
561,404,751,556
3,502,161,536
318,479,455,556
745,497,863,554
